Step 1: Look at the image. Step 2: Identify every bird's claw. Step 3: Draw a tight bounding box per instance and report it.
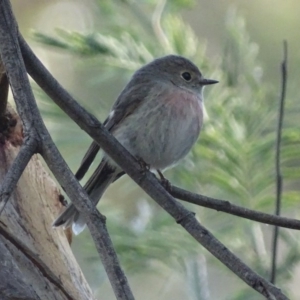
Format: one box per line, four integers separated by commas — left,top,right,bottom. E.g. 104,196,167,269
157,169,171,191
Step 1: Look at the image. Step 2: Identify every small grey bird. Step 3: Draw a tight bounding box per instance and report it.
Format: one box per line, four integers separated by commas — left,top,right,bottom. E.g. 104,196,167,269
53,55,218,234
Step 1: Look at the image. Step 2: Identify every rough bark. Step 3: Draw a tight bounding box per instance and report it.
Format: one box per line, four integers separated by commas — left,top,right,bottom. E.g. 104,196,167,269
0,105,96,300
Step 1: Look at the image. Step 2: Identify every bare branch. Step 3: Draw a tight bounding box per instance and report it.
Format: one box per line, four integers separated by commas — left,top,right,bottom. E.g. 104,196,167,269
0,60,8,117
0,1,134,299
41,139,135,300
171,185,300,230
0,5,38,218
19,32,288,300
270,40,288,284
0,136,37,215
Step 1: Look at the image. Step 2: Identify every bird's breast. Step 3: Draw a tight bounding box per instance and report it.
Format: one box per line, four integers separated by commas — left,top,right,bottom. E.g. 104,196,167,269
113,87,203,170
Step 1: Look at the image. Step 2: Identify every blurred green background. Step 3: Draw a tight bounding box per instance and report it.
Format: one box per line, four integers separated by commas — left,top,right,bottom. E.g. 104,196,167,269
11,0,300,299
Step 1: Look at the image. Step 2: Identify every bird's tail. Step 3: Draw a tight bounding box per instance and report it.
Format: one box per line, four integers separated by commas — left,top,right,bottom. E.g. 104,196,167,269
52,159,121,235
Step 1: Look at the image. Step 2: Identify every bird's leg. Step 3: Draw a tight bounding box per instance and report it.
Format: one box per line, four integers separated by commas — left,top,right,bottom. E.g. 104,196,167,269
157,169,171,191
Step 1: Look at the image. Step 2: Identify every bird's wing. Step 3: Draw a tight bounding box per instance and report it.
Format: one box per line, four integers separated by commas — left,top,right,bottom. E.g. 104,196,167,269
75,81,156,180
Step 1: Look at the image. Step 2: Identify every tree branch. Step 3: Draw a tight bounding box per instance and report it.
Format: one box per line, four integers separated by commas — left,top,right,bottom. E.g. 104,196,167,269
0,135,37,215
0,60,8,117
270,40,288,284
170,185,300,230
41,137,135,300
0,1,134,299
19,31,288,300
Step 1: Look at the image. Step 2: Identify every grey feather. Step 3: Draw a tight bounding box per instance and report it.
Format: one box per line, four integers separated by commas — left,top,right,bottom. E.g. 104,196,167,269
53,159,121,235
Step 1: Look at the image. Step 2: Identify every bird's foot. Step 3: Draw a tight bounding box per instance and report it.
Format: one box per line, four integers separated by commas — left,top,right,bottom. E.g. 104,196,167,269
157,169,171,191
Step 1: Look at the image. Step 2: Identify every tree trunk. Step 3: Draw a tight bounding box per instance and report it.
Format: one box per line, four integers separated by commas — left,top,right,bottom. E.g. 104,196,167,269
0,105,96,300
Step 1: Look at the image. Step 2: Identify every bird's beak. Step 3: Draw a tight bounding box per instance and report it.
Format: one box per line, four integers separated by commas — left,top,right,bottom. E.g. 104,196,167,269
200,78,219,85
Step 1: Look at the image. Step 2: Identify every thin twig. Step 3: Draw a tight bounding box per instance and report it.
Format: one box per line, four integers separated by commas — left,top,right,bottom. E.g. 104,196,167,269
20,35,288,299
270,41,288,284
0,2,134,299
170,185,300,230
0,136,37,215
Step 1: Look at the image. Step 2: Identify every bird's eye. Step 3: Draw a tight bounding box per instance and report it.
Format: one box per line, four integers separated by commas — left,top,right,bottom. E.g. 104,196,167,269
181,72,192,81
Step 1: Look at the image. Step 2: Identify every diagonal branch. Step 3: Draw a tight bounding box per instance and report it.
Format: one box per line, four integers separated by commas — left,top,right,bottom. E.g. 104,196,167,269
0,60,8,117
171,185,300,230
0,1,134,299
0,135,37,214
41,137,135,300
270,40,288,284
20,34,288,299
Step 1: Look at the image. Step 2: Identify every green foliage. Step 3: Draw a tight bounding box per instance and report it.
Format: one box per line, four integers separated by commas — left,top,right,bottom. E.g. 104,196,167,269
35,1,300,299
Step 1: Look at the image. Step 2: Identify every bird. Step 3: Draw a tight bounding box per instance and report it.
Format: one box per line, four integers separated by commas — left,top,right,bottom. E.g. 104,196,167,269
53,55,218,234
